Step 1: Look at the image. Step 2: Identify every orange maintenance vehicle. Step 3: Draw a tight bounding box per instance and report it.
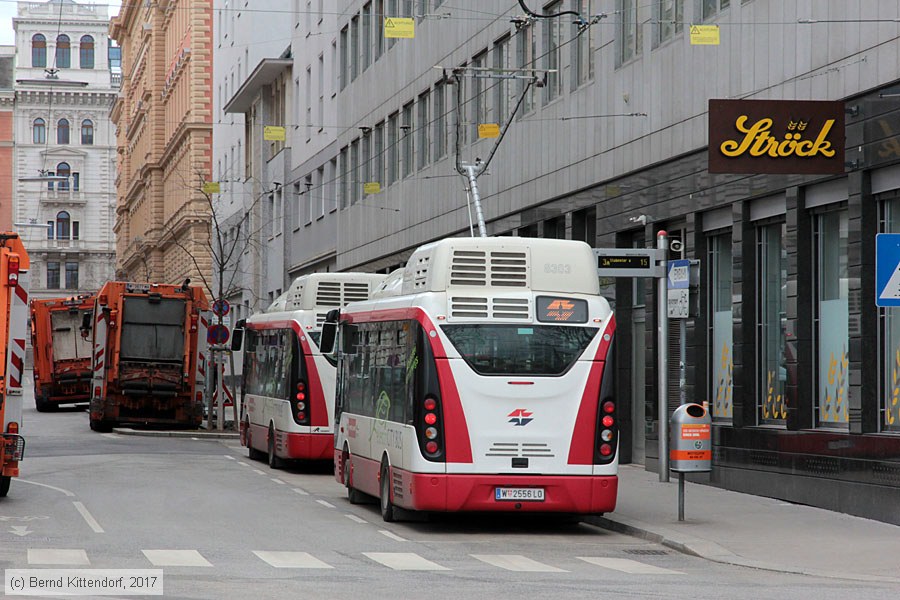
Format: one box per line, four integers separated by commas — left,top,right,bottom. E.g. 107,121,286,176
1,233,30,499
30,295,95,412
84,281,209,432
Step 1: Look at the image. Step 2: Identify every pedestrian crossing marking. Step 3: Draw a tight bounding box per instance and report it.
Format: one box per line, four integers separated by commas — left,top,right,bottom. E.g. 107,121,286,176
471,554,567,572
142,549,213,567
578,557,685,575
27,549,90,565
253,551,333,569
363,552,450,571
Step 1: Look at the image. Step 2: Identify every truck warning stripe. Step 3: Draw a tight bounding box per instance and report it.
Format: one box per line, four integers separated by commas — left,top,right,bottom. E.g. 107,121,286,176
14,285,28,304
14,339,25,350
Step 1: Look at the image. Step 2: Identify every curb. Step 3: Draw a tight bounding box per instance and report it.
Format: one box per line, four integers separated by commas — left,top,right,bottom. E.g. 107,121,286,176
111,428,239,439
586,515,900,584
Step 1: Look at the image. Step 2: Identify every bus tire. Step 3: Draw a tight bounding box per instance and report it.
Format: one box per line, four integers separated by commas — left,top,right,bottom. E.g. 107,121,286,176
89,417,112,433
267,425,283,469
0,475,10,497
343,454,366,505
379,465,396,522
246,421,265,461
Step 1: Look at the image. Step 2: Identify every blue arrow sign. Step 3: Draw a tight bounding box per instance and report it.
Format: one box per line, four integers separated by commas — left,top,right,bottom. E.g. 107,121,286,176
876,233,900,307
667,259,691,290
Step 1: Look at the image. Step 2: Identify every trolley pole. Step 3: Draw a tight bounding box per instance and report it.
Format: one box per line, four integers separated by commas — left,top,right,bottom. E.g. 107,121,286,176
463,164,488,238
657,230,669,482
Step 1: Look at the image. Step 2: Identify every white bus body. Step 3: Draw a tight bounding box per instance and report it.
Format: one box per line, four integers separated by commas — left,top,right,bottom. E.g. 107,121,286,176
240,273,385,467
333,237,618,520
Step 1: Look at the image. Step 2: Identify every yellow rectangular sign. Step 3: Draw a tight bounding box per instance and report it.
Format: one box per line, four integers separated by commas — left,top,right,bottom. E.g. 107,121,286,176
478,123,501,139
690,25,720,45
201,182,220,194
364,182,382,195
384,17,415,39
264,126,286,141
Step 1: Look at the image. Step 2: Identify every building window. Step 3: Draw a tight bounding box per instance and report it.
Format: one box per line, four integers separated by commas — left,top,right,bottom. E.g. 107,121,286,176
81,119,93,145
56,211,71,239
401,102,414,178
339,26,349,90
46,171,55,191
317,166,326,217
360,132,371,193
709,233,733,421
387,0,398,49
374,0,385,59
700,0,730,21
433,80,446,160
47,262,60,289
472,50,487,141
47,221,54,239
571,0,593,87
758,223,787,425
57,119,70,144
72,221,80,240
72,172,79,192
339,146,349,208
65,262,79,289
350,14,359,82
387,111,399,185
33,118,46,144
516,21,536,114
815,209,849,427
493,35,510,125
361,2,372,71
56,162,71,191
653,0,684,47
329,158,338,212
56,35,71,69
616,0,643,66
417,90,430,170
304,177,313,224
542,2,563,103
32,34,47,68
350,138,360,205
882,197,900,432
373,121,384,187
80,35,94,69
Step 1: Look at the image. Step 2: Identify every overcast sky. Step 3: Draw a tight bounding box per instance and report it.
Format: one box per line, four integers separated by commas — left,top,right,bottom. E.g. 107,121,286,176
0,1,122,45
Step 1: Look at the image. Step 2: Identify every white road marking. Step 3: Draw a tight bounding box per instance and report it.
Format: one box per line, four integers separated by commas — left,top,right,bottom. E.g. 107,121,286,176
292,488,309,496
471,554,567,572
237,462,251,467
363,552,450,571
191,437,200,440
142,550,213,567
378,530,407,542
316,500,336,509
9,526,32,536
17,479,76,497
578,557,685,575
72,501,105,533
224,455,236,460
28,549,90,565
101,433,120,440
271,478,286,485
253,551,333,569
253,469,266,475
345,514,367,524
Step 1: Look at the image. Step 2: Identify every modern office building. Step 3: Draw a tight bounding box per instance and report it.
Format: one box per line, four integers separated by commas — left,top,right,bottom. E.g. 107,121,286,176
12,0,116,299
110,0,213,284
277,1,900,524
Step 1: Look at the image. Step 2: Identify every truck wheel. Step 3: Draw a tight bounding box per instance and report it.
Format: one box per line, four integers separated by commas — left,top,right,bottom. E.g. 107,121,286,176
343,454,366,505
267,425,283,469
35,394,53,412
89,418,112,433
0,475,10,497
379,465,396,522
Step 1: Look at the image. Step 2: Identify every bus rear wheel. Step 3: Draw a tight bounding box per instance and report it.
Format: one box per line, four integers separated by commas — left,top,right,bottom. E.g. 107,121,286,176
343,454,366,505
267,425,283,469
246,420,265,461
379,466,396,522
0,475,10,497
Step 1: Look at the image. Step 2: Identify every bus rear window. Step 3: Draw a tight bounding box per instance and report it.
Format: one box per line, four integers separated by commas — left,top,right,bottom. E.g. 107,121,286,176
441,325,598,376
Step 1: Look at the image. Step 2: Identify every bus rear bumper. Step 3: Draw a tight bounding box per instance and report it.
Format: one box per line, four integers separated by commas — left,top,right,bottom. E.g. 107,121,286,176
278,429,333,461
399,472,618,514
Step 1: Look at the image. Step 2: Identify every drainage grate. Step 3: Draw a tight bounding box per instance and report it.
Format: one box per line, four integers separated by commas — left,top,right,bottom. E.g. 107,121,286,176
623,549,669,556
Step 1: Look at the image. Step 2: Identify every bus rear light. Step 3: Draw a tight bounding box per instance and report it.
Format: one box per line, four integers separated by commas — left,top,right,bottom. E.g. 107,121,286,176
292,379,310,425
599,443,613,456
297,402,306,411
296,392,306,401
424,397,436,411
601,429,614,442
424,413,437,425
602,401,615,414
196,392,202,404
297,412,306,421
602,415,614,427
297,382,305,392
425,441,438,454
94,386,101,398
7,422,18,434
424,427,438,440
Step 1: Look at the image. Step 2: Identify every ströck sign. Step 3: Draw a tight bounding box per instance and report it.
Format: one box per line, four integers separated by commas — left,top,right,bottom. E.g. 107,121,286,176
708,99,845,174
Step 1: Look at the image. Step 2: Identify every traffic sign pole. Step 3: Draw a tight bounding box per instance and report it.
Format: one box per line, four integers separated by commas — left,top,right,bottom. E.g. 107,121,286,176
658,231,669,482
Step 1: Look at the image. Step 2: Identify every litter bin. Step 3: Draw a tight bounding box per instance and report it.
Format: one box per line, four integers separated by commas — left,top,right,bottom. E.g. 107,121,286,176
669,403,711,473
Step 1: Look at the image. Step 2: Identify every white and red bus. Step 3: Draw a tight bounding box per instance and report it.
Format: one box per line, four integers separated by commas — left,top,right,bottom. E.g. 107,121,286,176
324,237,618,521
236,273,385,468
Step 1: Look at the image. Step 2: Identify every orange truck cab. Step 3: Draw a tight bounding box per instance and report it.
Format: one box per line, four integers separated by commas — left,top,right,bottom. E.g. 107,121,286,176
85,281,209,432
30,295,95,411
0,233,30,499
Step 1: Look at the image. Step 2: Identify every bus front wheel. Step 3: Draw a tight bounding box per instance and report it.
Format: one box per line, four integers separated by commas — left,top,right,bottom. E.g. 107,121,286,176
379,465,396,522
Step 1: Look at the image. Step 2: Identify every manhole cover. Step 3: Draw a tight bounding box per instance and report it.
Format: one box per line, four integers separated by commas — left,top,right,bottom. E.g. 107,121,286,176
623,549,669,556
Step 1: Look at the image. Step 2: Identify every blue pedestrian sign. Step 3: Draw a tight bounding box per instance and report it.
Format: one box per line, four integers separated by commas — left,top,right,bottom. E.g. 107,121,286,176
876,234,900,307
667,259,691,290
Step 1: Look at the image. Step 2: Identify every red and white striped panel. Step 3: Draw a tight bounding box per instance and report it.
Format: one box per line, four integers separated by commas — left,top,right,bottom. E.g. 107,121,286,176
5,281,29,392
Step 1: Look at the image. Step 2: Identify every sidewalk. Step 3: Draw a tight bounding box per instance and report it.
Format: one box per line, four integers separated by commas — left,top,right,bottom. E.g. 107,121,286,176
590,464,900,583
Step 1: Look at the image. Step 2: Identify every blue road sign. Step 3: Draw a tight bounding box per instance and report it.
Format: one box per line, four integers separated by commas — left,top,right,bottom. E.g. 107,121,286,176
876,234,900,307
667,259,691,290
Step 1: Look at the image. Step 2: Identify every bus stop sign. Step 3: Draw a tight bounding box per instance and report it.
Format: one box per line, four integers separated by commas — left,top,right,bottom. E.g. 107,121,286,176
207,324,230,345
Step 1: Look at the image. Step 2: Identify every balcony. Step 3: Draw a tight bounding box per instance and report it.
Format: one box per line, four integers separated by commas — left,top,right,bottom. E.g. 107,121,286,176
40,189,87,206
31,239,90,252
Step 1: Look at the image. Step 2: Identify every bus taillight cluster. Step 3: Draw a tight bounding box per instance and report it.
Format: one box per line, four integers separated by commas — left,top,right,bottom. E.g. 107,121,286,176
599,401,616,456
293,381,310,425
421,395,443,458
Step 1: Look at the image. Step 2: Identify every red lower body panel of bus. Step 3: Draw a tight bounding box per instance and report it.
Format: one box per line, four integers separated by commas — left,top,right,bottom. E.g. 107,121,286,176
250,423,332,460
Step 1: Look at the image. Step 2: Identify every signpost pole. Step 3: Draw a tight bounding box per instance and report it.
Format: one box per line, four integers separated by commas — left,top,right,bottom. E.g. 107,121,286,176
657,231,669,482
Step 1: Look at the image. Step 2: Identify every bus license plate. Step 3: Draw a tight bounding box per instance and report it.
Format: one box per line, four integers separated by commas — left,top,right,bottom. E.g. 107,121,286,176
495,487,545,502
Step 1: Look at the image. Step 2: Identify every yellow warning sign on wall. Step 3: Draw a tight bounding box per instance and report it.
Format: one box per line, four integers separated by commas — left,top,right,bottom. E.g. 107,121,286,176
384,17,415,39
202,182,221,194
478,123,501,138
264,126,286,141
364,182,382,195
690,25,720,45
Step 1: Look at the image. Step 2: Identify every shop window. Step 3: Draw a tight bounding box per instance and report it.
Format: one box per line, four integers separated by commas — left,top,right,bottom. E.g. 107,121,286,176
881,198,900,432
32,34,47,68
709,233,733,421
758,223,787,425
815,209,849,427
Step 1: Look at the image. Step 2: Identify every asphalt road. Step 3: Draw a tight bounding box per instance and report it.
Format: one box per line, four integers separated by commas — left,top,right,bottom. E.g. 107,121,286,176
1,380,897,599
